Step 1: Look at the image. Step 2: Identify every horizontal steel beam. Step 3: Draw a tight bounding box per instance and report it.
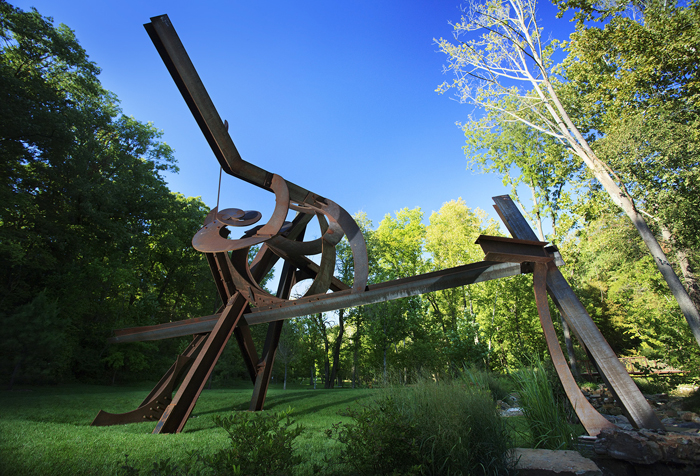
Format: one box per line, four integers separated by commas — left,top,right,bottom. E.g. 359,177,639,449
109,314,220,344
245,261,521,325
476,235,551,263
110,261,521,343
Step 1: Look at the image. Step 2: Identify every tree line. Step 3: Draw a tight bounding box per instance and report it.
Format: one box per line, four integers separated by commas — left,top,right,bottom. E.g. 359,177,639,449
254,201,698,389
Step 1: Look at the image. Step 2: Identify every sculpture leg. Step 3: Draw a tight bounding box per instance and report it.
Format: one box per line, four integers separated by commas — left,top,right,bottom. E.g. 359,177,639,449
91,333,207,426
153,293,250,434
249,251,297,411
532,262,616,436
207,252,259,383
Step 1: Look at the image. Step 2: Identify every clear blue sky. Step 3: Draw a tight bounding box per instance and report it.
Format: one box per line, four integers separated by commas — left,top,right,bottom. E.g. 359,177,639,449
14,0,572,232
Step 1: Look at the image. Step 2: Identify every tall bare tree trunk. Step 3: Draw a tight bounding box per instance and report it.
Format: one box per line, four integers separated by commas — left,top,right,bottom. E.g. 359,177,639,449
328,309,345,389
661,227,700,311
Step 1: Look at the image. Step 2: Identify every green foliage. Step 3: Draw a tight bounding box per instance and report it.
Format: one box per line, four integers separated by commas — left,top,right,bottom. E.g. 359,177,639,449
328,397,423,476
1,290,68,388
475,276,546,370
119,454,204,476
513,361,577,450
561,214,700,374
1,384,373,475
330,378,514,476
205,408,304,476
461,98,581,241
117,408,305,476
0,2,217,385
560,0,700,253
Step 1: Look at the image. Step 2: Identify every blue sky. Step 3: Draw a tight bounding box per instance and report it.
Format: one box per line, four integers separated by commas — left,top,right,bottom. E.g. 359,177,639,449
14,0,574,234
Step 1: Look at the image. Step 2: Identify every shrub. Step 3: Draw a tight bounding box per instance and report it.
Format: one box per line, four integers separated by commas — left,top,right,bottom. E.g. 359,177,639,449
206,407,304,475
330,377,514,476
327,397,422,475
117,408,304,476
513,361,576,450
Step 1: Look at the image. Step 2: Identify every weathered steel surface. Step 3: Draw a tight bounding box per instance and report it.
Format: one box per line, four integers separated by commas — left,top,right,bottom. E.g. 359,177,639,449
492,195,664,431
109,261,522,341
109,314,221,344
476,235,550,263
153,294,249,434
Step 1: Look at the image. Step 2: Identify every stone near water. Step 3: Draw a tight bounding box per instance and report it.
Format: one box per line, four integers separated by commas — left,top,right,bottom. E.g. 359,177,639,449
594,428,700,466
514,448,602,476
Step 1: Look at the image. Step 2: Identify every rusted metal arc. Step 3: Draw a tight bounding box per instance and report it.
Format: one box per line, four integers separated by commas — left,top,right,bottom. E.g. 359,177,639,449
192,174,289,253
267,212,343,257
303,240,336,297
218,208,261,227
228,247,286,306
532,262,616,437
545,267,665,430
319,198,368,293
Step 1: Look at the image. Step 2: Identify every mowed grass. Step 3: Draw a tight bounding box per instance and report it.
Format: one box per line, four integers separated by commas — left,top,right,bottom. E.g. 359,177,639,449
0,382,377,475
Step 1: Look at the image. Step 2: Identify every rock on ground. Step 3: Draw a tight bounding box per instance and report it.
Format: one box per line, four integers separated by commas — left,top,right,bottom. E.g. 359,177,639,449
514,448,602,476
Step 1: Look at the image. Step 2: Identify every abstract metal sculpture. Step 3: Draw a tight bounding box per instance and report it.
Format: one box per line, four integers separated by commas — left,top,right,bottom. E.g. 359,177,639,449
92,15,663,435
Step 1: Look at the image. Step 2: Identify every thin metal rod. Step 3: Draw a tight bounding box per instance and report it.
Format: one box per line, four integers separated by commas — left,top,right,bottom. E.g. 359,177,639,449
216,166,222,211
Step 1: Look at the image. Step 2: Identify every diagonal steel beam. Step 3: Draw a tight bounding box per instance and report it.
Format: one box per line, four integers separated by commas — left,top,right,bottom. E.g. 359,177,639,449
145,15,308,202
108,261,521,342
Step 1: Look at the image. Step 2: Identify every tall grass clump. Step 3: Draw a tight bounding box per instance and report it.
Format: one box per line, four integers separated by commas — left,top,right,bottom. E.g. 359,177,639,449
328,396,423,476
513,361,576,450
331,374,515,475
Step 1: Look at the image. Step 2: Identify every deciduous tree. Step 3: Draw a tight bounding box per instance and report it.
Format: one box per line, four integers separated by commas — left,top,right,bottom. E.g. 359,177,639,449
435,0,700,347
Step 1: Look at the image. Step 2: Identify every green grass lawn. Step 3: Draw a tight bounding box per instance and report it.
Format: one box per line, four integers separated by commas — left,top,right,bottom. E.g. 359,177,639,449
0,382,377,475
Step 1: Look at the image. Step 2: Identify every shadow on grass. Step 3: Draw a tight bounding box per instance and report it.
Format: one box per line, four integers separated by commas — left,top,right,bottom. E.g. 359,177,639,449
267,392,376,417
190,389,376,422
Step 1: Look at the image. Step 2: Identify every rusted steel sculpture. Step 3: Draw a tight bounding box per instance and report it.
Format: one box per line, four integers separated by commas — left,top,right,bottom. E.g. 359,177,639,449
92,15,663,435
